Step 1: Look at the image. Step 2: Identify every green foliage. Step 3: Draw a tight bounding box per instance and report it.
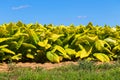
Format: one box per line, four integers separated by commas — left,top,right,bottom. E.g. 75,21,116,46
0,38,12,43
54,45,71,60
93,53,110,62
46,51,62,63
76,44,93,59
0,21,120,63
38,39,51,50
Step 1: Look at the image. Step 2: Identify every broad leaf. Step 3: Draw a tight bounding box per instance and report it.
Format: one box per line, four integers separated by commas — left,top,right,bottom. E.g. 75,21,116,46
112,45,120,53
11,53,22,60
22,43,37,49
0,45,8,48
56,39,63,46
0,38,12,43
76,44,92,59
93,53,110,62
45,44,51,50
65,48,76,56
17,36,24,50
54,45,71,59
12,28,28,39
38,39,51,49
9,41,18,49
1,48,15,55
64,44,69,49
63,34,74,44
85,36,98,42
26,53,34,59
104,38,117,46
95,40,111,51
46,51,61,63
27,29,40,44
54,45,66,54
49,34,64,42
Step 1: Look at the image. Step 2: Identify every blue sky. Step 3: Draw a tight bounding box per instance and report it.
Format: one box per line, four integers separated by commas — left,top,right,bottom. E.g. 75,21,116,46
0,0,120,26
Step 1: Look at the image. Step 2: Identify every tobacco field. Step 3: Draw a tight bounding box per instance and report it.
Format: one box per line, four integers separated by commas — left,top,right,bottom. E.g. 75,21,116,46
0,21,120,63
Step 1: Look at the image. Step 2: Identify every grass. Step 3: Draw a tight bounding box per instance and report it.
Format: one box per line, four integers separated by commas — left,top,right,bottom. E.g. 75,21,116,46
0,61,120,80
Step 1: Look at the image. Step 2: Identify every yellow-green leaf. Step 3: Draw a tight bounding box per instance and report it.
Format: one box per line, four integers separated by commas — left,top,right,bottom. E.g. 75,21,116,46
38,39,51,49
55,45,66,54
85,36,98,42
27,29,40,44
112,45,120,53
0,45,8,48
38,41,45,47
46,51,61,63
76,45,92,59
26,53,34,59
93,53,110,62
17,36,24,50
0,38,12,43
54,45,71,59
38,39,48,47
22,43,36,49
27,23,33,28
50,34,64,42
1,48,15,55
45,44,51,50
63,34,74,44
10,41,18,49
104,38,116,45
11,53,22,60
95,40,111,51
65,48,76,56
76,49,87,58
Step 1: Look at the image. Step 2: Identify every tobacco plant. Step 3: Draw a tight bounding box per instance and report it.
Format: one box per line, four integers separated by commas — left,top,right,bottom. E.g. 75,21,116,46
0,21,119,63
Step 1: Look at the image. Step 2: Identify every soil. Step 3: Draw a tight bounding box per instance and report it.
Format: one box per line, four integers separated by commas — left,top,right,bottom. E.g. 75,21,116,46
0,61,78,72
0,61,116,72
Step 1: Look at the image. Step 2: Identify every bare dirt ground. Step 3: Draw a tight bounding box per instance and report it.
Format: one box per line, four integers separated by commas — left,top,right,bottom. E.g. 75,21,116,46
0,61,116,72
0,61,78,72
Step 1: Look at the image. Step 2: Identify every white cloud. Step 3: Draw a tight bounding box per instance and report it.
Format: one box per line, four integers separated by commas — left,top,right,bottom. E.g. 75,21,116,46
77,16,87,19
12,5,30,10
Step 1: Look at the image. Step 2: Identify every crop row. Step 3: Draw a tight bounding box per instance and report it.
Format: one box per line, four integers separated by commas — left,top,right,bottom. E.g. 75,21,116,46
0,21,120,63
